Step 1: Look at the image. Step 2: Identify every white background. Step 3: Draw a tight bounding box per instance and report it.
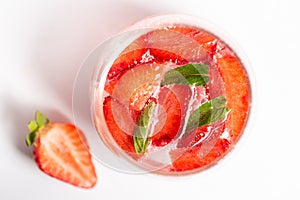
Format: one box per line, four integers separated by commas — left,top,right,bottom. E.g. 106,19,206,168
1,0,299,199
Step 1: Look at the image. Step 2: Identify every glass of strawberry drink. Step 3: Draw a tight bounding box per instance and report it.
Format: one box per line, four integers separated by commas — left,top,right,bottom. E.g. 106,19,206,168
78,15,252,175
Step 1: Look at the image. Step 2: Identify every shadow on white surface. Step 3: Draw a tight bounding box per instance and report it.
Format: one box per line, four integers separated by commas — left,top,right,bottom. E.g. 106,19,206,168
2,96,71,159
4,0,166,162
2,98,35,159
29,1,160,116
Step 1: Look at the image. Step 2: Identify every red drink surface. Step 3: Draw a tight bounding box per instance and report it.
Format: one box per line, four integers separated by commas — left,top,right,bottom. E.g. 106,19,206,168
99,25,250,174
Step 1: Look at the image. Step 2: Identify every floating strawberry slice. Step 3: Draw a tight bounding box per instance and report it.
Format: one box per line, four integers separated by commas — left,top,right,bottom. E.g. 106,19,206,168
124,29,208,62
151,84,210,147
168,26,218,58
149,87,182,147
111,63,167,111
106,48,188,81
103,96,138,154
105,48,188,95
169,123,230,172
25,112,97,189
216,54,250,143
169,139,231,172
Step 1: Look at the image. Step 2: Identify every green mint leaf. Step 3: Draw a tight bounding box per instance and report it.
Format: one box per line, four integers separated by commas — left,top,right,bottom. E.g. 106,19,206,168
133,102,155,154
185,96,230,133
161,64,209,86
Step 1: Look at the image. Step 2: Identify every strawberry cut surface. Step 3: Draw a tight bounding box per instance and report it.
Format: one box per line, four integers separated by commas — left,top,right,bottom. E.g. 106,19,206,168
149,87,182,147
103,96,137,154
110,63,166,111
33,123,97,188
105,48,188,95
106,48,188,80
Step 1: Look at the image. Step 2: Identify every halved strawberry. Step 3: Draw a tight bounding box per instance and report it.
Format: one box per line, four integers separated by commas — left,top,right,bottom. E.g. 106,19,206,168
25,112,97,189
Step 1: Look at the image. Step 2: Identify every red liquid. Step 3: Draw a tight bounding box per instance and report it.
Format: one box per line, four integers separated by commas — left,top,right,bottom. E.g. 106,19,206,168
99,25,250,174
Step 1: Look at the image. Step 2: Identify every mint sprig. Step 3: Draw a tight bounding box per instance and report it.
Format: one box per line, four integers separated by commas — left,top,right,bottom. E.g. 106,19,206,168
185,96,230,133
133,102,156,154
161,63,209,86
25,111,49,146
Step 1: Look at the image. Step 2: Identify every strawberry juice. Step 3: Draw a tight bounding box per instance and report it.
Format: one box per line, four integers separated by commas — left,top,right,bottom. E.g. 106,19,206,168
92,15,251,175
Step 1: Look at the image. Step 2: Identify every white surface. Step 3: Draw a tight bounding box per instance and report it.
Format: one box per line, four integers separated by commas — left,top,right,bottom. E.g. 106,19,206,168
1,0,299,199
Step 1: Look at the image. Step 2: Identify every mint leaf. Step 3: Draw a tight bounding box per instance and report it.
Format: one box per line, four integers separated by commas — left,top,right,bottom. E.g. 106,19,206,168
161,64,209,86
133,102,155,154
185,96,230,133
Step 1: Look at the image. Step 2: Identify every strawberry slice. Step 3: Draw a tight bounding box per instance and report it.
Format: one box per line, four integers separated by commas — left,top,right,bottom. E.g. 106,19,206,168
169,138,231,172
105,48,188,95
110,63,166,111
106,48,188,81
216,54,250,143
168,26,218,58
25,112,97,189
149,87,182,147
169,123,229,172
125,29,208,62
103,96,138,154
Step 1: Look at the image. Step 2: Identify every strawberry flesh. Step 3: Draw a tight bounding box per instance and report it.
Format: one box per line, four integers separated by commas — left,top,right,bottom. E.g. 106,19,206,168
169,123,229,172
105,48,188,95
34,123,97,188
103,96,138,154
150,87,182,147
